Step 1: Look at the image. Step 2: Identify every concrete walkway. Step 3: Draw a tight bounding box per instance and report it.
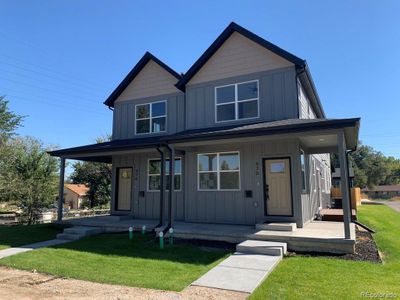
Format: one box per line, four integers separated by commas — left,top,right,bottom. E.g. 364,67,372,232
362,199,400,213
0,239,70,259
192,252,282,293
384,201,400,213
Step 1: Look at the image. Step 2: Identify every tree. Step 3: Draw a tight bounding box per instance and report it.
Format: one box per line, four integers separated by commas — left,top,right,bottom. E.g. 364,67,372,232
0,137,58,224
0,96,24,144
331,142,399,188
69,136,112,208
70,161,111,208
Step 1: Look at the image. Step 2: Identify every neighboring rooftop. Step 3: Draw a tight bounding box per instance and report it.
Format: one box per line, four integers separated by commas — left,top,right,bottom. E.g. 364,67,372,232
362,185,400,192
332,167,355,178
64,184,89,196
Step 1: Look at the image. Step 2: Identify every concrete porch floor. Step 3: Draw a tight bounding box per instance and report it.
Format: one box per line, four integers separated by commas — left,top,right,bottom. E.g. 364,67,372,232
59,216,355,254
60,215,159,233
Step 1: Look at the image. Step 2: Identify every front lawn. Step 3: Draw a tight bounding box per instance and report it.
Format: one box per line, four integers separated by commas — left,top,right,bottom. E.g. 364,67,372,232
251,205,400,299
0,233,230,291
0,223,61,250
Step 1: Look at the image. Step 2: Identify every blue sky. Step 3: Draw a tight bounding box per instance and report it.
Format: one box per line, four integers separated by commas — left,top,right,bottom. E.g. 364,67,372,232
1,0,399,159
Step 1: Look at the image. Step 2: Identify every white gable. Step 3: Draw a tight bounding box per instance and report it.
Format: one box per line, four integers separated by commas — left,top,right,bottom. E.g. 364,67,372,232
188,32,293,85
115,60,180,103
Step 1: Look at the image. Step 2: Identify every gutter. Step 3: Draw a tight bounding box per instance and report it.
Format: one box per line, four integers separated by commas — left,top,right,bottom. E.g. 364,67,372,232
296,63,326,119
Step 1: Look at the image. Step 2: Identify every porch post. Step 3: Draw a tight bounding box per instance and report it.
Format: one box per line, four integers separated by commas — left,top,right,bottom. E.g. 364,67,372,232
168,145,175,227
57,157,66,222
338,131,351,239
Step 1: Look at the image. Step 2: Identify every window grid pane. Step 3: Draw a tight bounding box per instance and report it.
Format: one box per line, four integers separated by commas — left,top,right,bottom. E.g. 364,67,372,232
136,101,166,134
216,81,259,122
148,158,181,191
198,152,240,190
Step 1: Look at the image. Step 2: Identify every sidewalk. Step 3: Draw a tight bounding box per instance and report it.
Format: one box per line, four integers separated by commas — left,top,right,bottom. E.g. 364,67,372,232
0,239,70,259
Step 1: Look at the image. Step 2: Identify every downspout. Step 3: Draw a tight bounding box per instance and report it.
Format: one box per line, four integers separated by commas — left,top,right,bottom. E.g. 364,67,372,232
156,146,166,228
164,143,175,233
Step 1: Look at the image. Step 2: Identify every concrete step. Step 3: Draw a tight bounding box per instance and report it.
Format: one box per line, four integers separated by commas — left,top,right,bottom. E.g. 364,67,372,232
63,226,103,236
255,222,297,232
236,240,287,256
56,233,83,241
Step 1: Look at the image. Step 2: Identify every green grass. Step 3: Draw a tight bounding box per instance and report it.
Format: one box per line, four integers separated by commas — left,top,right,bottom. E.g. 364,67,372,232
251,205,400,300
0,234,229,291
0,223,61,250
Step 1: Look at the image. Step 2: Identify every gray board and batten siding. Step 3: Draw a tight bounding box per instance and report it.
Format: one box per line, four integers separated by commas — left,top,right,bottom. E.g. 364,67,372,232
111,153,185,221
112,92,185,140
111,138,306,227
185,67,298,130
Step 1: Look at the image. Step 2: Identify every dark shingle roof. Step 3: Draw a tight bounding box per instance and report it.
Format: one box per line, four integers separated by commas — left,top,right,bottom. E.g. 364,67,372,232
48,118,360,161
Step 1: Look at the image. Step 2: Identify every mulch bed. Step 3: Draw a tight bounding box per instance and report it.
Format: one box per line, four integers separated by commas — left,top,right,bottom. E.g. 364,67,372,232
287,226,382,263
152,226,381,262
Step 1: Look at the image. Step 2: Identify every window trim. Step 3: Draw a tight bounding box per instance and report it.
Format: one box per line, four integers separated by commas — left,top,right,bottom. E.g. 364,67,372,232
147,157,182,192
197,151,241,191
135,100,167,135
215,80,260,123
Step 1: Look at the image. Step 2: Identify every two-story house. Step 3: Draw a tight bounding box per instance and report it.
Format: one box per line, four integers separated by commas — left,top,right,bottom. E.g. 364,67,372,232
50,22,359,239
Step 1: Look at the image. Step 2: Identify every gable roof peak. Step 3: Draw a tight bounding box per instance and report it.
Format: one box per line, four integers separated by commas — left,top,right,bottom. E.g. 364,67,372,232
104,51,181,107
176,22,306,90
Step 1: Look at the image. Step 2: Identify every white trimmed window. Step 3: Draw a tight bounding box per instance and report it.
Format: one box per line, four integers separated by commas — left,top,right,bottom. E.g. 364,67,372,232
148,158,181,191
198,152,240,190
300,150,307,193
215,80,259,122
135,101,166,134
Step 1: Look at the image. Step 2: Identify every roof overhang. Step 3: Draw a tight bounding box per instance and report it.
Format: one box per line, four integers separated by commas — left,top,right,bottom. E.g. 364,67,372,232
48,118,360,162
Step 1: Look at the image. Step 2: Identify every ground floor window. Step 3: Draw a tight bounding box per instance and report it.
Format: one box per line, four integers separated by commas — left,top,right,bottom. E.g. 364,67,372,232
197,152,240,191
148,158,181,191
300,150,307,192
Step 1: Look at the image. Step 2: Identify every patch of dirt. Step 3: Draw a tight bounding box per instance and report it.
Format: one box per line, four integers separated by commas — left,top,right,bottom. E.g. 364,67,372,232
287,226,382,263
0,266,248,300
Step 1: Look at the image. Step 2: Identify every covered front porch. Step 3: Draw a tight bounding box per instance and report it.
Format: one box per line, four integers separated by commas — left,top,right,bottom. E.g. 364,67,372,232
49,117,360,253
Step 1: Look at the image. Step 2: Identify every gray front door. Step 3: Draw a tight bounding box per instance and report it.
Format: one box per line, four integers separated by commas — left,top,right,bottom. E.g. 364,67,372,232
116,167,132,211
264,158,293,216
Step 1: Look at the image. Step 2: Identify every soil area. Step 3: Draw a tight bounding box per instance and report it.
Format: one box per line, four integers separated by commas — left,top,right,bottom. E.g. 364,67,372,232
0,266,247,300
287,225,382,263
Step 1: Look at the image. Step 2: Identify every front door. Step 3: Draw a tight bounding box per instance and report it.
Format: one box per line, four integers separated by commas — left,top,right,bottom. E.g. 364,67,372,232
116,167,132,211
264,158,293,216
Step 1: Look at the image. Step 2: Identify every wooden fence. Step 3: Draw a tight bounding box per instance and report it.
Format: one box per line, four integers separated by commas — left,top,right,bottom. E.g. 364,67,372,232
331,187,361,210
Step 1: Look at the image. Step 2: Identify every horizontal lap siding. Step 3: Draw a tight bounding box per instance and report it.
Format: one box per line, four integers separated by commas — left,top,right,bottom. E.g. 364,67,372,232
185,68,298,130
185,139,301,225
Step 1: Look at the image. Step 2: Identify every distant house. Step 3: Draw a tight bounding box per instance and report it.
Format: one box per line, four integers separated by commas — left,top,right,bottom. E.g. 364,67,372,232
362,185,400,199
64,184,89,209
332,167,355,188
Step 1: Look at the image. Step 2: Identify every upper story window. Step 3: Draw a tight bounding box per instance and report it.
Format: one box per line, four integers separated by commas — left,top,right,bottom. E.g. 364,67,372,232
135,101,167,134
215,80,259,123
